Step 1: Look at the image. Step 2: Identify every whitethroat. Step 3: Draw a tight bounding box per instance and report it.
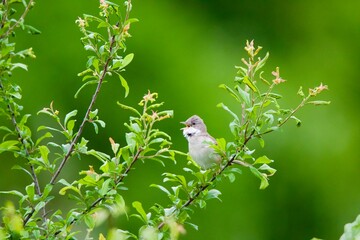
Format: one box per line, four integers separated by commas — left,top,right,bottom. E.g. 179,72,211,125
181,115,221,169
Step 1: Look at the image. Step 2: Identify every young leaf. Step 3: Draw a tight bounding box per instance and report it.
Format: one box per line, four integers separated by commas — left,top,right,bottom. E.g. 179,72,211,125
120,53,134,69
64,110,78,127
235,85,251,106
205,189,222,201
219,84,240,102
132,201,148,224
0,140,19,153
290,116,302,127
250,166,269,190
117,102,141,116
216,103,239,122
254,52,269,73
116,73,129,98
254,155,272,165
307,101,331,106
243,76,258,92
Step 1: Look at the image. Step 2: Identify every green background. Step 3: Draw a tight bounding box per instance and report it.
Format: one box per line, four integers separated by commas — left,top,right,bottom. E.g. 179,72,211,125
1,0,360,239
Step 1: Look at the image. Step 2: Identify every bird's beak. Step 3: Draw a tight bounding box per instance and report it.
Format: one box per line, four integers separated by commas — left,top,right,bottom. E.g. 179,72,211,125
180,121,189,130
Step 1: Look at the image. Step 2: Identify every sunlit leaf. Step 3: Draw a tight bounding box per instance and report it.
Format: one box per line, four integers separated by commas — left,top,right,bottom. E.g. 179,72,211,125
219,84,240,102
254,155,272,165
0,140,19,153
250,166,269,190
117,102,141,116
216,103,239,122
64,110,78,127
132,201,148,224
243,76,258,92
116,73,129,98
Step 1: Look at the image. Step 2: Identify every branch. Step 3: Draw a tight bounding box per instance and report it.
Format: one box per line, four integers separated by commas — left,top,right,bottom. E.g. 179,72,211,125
0,0,35,39
0,80,43,222
157,129,257,230
158,152,241,230
49,30,117,186
253,95,310,138
53,147,143,237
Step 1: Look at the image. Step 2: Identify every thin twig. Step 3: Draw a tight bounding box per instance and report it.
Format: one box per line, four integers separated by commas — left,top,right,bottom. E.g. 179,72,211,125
253,95,310,138
0,81,43,220
158,127,257,230
0,0,35,39
54,147,143,237
49,30,117,186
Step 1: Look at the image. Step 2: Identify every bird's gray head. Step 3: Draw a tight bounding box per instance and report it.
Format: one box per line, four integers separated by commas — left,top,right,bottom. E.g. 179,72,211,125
181,115,207,133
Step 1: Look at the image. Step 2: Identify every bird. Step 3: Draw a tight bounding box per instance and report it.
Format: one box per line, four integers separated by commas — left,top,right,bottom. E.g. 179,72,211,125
181,115,221,169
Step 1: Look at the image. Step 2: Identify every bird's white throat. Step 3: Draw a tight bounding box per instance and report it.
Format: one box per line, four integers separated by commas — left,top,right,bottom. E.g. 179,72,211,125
182,126,201,140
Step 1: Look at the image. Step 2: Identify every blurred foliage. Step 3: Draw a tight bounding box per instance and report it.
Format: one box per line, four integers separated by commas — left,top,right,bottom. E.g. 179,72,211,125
0,0,359,239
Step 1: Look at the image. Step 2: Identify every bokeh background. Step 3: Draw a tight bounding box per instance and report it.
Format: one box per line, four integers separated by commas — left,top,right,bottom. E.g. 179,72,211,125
1,0,360,239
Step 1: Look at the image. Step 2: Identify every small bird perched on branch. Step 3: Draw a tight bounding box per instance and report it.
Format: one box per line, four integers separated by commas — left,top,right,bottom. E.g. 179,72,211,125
181,115,221,169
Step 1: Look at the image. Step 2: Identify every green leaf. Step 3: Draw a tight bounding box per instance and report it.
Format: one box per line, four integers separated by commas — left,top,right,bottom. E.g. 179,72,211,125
258,137,265,148
99,178,113,196
19,114,31,127
125,132,137,153
120,53,134,69
290,116,302,127
41,184,53,199
216,103,239,122
84,214,95,229
86,149,110,163
24,25,41,35
215,138,226,151
254,52,269,73
297,86,305,98
35,132,53,146
11,165,32,178
226,173,236,183
0,140,19,153
67,119,76,132
132,201,148,224
64,110,78,127
74,80,98,98
34,201,45,213
250,166,269,190
235,85,251,106
198,199,206,208
89,109,98,119
25,183,35,201
0,190,24,198
11,63,28,71
150,184,170,195
39,145,50,165
117,73,129,98
259,164,277,176
306,100,331,106
117,102,141,116
243,76,258,92
254,155,272,165
205,189,222,201
219,84,240,102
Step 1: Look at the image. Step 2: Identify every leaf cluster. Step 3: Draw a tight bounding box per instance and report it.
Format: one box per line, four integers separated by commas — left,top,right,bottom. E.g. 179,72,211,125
0,1,331,240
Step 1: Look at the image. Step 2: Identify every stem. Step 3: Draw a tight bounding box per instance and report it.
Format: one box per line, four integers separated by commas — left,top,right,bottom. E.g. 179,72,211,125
278,96,309,128
53,147,143,237
0,80,43,220
254,95,310,138
158,123,258,231
49,30,117,186
0,0,35,39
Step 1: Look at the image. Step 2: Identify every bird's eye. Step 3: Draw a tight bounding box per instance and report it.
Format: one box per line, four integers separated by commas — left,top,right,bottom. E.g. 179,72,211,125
192,122,196,126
